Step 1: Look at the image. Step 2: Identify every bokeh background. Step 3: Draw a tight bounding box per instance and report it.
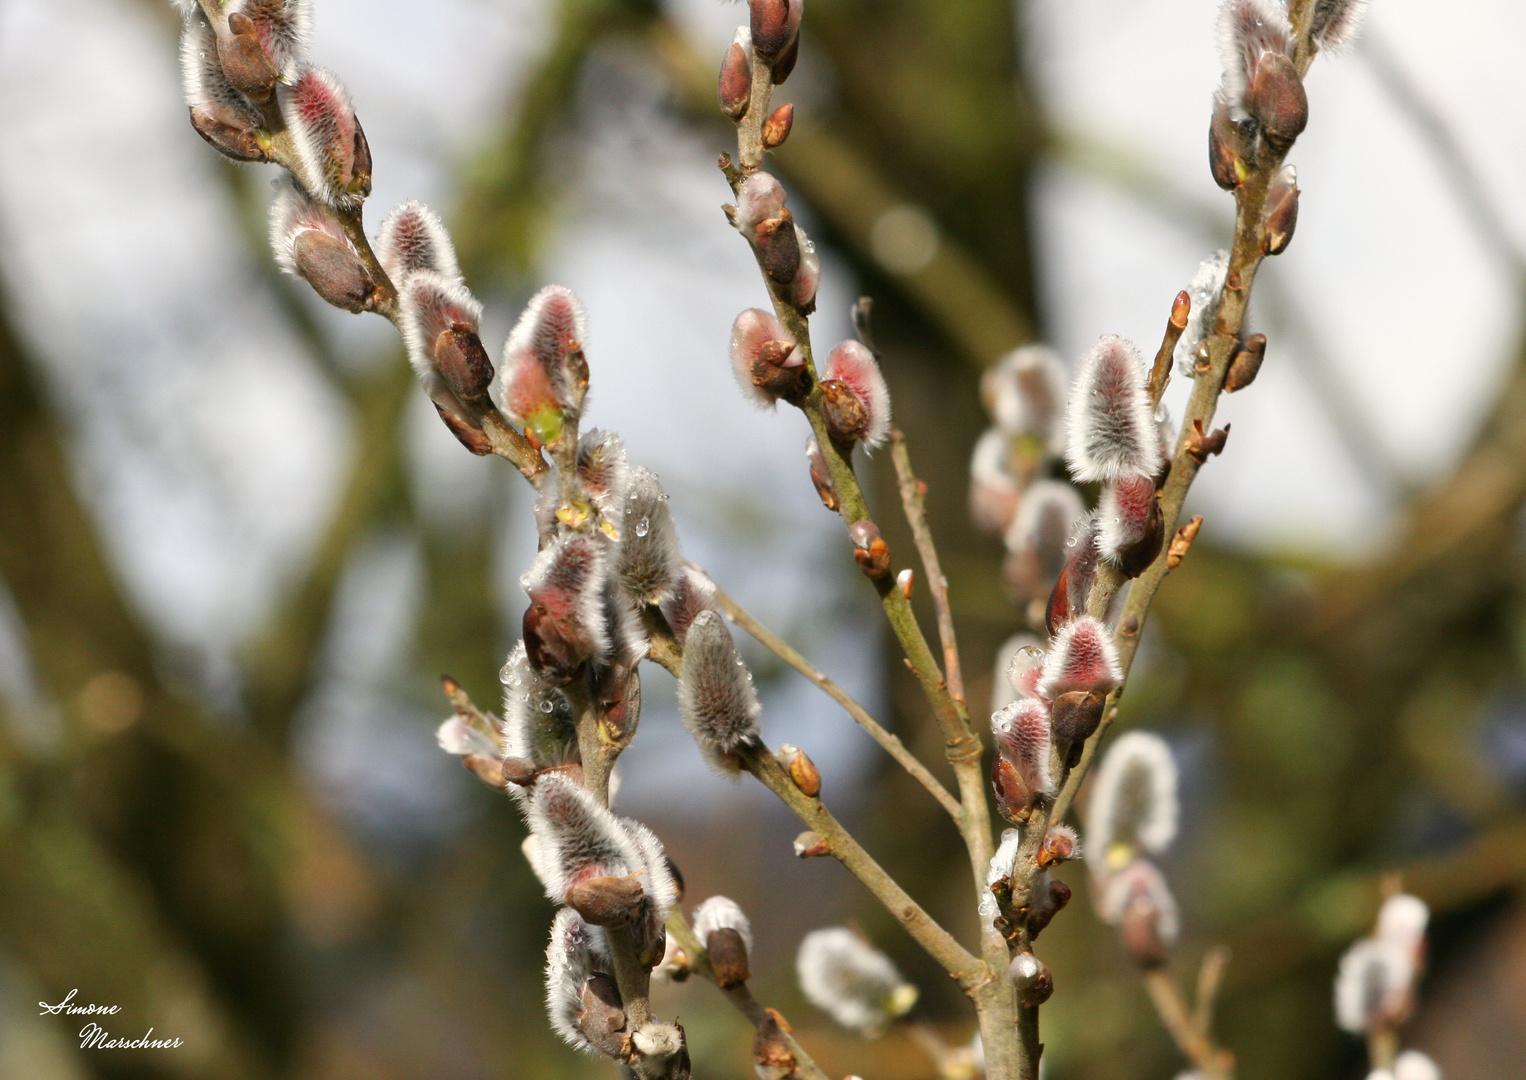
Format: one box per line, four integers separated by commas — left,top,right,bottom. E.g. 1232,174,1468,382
1,0,1524,1077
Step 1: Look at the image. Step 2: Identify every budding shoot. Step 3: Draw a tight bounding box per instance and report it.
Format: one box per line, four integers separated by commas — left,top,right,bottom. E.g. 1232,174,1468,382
269,177,374,312
729,308,804,407
498,285,591,446
615,466,682,606
821,341,891,449
693,896,753,987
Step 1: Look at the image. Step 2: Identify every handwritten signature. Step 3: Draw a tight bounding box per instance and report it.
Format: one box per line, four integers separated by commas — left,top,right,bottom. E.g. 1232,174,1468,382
39,991,183,1049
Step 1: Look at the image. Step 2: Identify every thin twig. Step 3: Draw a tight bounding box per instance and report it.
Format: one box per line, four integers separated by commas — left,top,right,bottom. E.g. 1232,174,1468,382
704,576,963,820
1142,969,1234,1080
664,911,830,1080
1193,946,1232,1037
739,743,985,987
890,433,966,708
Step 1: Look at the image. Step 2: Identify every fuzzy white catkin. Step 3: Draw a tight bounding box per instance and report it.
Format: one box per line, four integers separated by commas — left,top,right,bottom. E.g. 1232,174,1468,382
376,200,462,287
544,908,610,1052
677,610,761,764
1334,937,1414,1034
1376,893,1429,951
1064,335,1161,484
526,772,647,903
1086,731,1179,858
796,927,916,1037
692,896,753,954
616,466,682,606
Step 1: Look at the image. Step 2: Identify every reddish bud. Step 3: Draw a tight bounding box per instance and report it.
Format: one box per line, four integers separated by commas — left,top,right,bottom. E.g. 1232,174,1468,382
848,520,891,579
1224,333,1266,392
1008,953,1054,1008
433,402,492,456
991,756,1033,824
794,830,831,858
522,535,610,683
1209,98,1258,191
1038,825,1078,868
779,743,821,797
762,103,794,149
1249,51,1307,145
718,37,752,120
820,380,867,443
498,285,589,445
806,435,839,511
992,697,1054,808
770,31,800,85
749,0,802,59
736,172,787,236
1263,165,1299,255
1045,514,1100,635
181,17,269,162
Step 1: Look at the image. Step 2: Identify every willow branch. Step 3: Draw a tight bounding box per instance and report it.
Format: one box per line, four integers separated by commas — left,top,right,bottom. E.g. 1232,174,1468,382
890,433,966,708
664,911,830,1080
703,577,962,820
738,743,985,987
1142,969,1234,1080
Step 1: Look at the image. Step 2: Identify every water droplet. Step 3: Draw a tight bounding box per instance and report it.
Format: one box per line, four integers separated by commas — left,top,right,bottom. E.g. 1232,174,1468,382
1153,405,1168,423
635,517,650,537
540,700,554,714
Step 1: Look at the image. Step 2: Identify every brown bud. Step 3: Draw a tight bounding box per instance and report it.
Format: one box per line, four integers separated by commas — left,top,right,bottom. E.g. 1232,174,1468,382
793,830,831,858
1166,515,1203,570
752,1008,797,1080
591,659,642,744
750,0,799,58
1249,52,1308,146
771,31,800,85
500,756,539,786
820,379,868,443
565,875,645,927
348,122,373,201
460,753,504,787
1171,289,1191,330
779,743,821,797
217,13,278,101
991,756,1033,824
189,105,267,162
291,230,374,312
852,537,891,579
1187,420,1230,463
707,927,752,988
1027,877,1072,938
752,341,809,402
578,973,630,1059
1208,99,1257,191
757,212,801,284
718,42,752,120
1119,900,1171,968
762,103,794,149
1038,832,1075,869
1263,178,1300,255
1224,334,1266,393
1117,498,1165,580
435,324,495,404
432,401,492,455
1049,686,1110,747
